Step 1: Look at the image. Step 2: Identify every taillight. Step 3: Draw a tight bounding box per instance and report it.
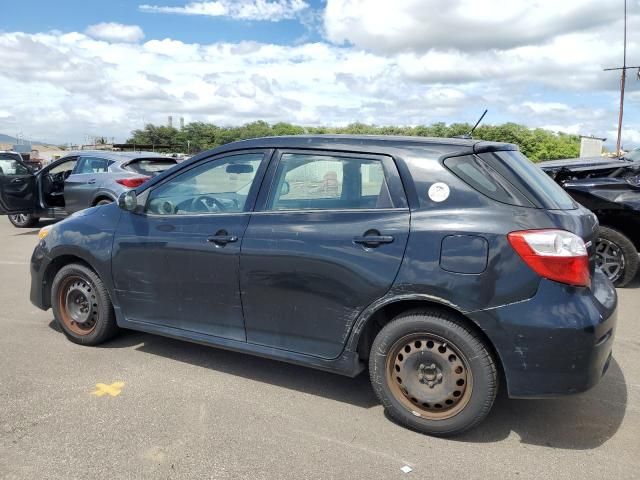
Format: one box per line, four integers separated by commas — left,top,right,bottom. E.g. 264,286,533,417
116,176,150,188
508,229,590,287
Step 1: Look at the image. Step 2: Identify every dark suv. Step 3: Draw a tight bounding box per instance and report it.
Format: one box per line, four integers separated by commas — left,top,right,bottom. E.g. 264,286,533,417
23,136,617,436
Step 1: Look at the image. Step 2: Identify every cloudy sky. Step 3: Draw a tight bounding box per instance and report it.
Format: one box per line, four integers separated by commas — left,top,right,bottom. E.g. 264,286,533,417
1,0,639,147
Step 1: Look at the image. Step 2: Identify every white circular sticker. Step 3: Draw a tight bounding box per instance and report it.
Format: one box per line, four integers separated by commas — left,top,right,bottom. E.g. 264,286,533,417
428,182,450,202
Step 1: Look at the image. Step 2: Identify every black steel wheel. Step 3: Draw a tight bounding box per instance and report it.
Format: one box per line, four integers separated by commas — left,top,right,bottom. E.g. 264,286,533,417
596,226,638,287
369,309,497,436
8,213,38,228
51,263,119,345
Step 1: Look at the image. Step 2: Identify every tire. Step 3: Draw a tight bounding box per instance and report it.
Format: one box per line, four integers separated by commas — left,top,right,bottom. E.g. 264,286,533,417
95,198,113,206
51,263,119,345
369,309,497,437
596,226,638,287
8,213,38,228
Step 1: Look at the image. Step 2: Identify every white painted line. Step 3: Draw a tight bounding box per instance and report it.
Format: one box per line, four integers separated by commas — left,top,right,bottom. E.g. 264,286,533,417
0,261,29,265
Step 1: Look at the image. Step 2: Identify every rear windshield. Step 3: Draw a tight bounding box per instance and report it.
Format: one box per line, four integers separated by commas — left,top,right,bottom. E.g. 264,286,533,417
445,151,576,210
124,158,177,176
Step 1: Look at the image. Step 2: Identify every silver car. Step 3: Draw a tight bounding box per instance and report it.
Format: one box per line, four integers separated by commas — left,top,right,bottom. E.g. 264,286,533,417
0,150,178,227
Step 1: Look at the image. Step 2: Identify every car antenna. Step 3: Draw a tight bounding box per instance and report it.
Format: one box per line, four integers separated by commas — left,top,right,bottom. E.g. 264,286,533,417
455,109,488,139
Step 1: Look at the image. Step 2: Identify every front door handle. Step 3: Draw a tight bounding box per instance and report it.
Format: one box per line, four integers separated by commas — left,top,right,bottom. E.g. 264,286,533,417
353,235,394,247
10,178,23,184
207,229,238,246
87,179,96,184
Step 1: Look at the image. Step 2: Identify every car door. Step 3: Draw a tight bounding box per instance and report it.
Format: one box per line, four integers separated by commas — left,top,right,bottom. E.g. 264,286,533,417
64,156,110,212
111,150,270,340
240,149,410,359
0,154,37,214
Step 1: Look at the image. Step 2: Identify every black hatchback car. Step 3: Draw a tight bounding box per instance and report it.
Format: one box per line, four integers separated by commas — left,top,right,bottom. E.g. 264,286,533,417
23,136,617,436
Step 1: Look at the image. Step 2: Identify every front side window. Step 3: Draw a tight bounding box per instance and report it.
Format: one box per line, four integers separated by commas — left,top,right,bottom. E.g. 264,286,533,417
146,153,263,215
49,158,78,174
267,153,397,211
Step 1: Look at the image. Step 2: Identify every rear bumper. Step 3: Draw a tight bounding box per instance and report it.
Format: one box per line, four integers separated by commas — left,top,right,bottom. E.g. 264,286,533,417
469,270,617,398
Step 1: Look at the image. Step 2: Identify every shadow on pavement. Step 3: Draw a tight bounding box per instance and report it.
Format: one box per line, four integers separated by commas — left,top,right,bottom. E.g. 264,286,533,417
47,321,627,448
47,321,379,409
455,357,627,449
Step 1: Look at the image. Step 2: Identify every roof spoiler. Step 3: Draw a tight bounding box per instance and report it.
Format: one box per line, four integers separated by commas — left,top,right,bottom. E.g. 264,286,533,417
473,142,519,154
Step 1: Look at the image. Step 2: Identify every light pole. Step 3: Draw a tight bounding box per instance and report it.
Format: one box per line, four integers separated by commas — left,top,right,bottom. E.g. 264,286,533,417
604,0,640,155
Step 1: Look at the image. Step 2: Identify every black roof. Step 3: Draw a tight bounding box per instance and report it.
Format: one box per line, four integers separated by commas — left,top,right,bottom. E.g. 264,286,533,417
203,135,516,157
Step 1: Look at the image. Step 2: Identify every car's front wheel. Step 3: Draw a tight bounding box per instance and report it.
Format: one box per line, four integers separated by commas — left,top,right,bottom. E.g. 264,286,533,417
596,226,638,287
8,213,38,228
369,309,497,436
51,263,119,345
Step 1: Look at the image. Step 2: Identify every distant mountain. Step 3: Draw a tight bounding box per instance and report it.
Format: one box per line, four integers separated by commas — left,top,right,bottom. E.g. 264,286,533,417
0,133,49,145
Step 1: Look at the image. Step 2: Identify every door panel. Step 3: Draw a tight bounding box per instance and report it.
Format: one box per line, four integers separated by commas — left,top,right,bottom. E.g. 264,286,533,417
111,150,269,340
240,150,410,359
64,173,100,212
0,156,36,214
64,156,109,212
112,213,249,340
241,210,410,358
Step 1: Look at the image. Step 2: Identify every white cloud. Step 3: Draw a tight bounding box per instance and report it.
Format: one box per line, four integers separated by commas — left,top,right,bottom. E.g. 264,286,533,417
2,0,640,148
85,23,145,43
139,0,309,21
324,0,619,53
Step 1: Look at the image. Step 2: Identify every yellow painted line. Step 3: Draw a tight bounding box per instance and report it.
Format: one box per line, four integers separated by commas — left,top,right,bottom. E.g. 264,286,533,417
91,381,125,397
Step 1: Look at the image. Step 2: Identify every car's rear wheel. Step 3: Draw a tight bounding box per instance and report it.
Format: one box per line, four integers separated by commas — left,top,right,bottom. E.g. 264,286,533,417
51,263,119,345
369,309,497,436
8,213,38,228
596,226,638,287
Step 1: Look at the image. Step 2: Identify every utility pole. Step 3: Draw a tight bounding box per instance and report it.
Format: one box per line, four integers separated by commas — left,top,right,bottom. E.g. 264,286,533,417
604,0,640,155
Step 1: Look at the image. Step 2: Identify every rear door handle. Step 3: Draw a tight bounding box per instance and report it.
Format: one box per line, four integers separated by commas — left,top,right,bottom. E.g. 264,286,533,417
353,235,394,246
207,235,238,246
10,178,23,184
87,179,96,184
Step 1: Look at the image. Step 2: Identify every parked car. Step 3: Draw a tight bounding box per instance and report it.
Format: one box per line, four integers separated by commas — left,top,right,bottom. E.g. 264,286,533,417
20,136,616,436
0,151,178,228
540,156,640,287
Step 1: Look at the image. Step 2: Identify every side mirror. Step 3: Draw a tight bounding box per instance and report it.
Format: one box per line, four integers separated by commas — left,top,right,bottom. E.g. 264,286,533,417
118,190,138,212
281,181,290,196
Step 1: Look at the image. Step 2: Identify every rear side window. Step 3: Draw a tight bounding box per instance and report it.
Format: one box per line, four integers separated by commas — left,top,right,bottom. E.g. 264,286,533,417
266,153,403,211
76,156,109,174
125,158,178,176
479,151,576,210
444,155,534,207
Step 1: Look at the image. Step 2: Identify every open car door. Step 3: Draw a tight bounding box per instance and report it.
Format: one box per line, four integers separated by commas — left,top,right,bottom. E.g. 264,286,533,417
0,155,37,214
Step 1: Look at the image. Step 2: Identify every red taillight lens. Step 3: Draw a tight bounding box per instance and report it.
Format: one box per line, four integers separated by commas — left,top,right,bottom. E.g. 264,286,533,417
116,176,150,188
508,229,590,287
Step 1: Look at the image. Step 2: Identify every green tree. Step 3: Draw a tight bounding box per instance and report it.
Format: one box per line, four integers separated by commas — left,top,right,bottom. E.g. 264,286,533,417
126,121,581,162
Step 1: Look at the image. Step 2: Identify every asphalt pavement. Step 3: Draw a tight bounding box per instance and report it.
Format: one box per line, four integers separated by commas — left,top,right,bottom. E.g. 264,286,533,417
0,217,639,479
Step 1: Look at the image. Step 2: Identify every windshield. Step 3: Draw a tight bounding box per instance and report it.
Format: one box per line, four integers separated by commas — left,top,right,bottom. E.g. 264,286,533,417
124,158,178,176
624,148,640,162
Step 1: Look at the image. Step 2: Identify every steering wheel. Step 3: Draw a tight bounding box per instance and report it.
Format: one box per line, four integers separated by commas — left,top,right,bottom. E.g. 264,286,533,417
192,195,226,213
